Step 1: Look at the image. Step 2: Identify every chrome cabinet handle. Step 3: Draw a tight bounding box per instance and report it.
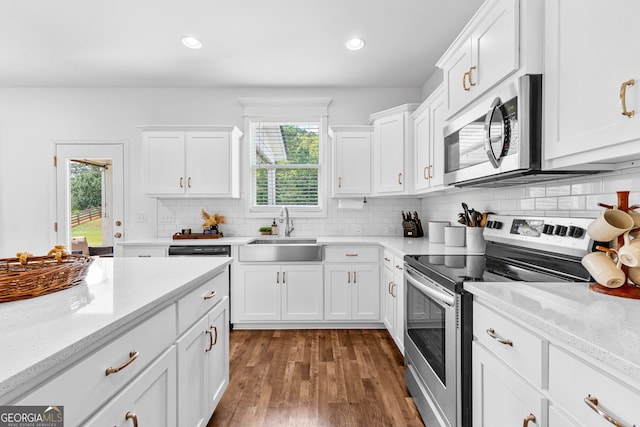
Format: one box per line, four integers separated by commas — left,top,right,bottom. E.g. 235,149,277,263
424,166,428,180
428,164,433,179
353,271,357,284
388,281,393,294
468,66,477,87
203,290,217,300
276,271,280,284
398,172,402,185
584,395,626,427
205,328,214,352
384,257,391,262
347,271,351,283
188,177,192,188
391,283,397,298
179,177,184,188
486,328,513,346
395,264,403,271
282,271,286,284
126,411,139,427
522,414,536,427
463,71,470,91
105,351,139,375
212,325,218,346
338,176,342,188
620,79,635,118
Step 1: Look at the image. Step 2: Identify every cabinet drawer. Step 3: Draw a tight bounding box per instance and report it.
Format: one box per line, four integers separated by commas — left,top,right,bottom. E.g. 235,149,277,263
16,305,176,427
383,249,393,271
548,345,640,427
324,246,379,263
177,269,229,333
392,254,404,277
122,246,167,257
473,302,544,388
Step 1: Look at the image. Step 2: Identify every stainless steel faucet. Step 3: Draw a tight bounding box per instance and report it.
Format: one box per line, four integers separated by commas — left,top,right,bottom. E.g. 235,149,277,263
281,206,294,237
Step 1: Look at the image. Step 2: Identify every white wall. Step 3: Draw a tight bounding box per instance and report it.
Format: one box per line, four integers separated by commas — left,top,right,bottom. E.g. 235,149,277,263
0,87,420,256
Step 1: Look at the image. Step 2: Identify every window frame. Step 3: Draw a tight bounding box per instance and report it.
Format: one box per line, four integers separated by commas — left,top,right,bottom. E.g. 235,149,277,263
239,97,331,218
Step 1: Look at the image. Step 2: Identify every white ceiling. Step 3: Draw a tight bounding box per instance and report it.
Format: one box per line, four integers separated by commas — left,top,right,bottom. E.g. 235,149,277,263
0,0,485,88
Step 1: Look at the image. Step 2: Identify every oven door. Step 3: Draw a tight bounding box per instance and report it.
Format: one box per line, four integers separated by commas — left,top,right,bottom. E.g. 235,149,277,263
404,265,458,427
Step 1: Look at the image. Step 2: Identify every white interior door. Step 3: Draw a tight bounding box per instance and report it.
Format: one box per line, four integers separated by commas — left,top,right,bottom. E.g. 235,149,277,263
55,143,124,252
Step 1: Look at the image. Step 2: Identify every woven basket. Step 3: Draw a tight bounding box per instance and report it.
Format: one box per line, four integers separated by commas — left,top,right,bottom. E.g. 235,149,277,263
0,254,93,303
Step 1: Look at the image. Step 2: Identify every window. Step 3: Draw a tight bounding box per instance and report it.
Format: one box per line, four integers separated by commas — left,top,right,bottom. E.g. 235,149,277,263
251,122,320,207
240,97,331,216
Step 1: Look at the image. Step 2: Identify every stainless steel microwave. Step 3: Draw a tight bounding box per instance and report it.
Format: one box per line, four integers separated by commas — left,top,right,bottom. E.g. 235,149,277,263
443,74,546,187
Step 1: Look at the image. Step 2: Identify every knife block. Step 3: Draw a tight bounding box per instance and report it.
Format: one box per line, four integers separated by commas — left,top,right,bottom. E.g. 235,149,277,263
403,219,424,238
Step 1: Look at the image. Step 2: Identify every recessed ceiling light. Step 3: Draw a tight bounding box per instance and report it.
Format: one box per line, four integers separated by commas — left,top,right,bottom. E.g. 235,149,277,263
345,38,366,51
181,36,202,49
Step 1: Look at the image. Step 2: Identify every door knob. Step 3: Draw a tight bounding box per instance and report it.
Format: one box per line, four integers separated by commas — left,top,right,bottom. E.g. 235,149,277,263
114,232,122,238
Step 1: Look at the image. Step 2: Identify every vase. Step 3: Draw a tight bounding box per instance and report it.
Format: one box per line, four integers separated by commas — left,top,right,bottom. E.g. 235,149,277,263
466,227,485,252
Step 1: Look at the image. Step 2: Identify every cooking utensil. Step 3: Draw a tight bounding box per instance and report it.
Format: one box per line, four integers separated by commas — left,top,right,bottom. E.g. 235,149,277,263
462,203,474,227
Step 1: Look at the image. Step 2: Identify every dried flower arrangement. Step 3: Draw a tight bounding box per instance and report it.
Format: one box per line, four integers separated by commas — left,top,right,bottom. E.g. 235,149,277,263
201,209,226,230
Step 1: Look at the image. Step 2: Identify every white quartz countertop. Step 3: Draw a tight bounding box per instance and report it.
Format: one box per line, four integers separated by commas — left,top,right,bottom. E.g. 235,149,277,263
120,235,482,257
464,281,640,386
0,256,231,401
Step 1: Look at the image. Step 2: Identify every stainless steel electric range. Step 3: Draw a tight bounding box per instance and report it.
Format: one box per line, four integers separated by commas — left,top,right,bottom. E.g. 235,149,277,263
403,214,595,427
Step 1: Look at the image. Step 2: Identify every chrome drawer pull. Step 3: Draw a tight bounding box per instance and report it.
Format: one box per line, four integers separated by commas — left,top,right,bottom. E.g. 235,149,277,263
205,328,214,352
522,413,536,427
212,325,218,346
105,351,139,375
486,328,513,346
384,257,391,262
346,253,359,257
584,395,626,427
126,411,139,427
203,290,217,300
353,271,357,284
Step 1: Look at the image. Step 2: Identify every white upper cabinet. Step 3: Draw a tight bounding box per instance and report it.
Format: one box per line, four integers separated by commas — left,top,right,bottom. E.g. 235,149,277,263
544,0,640,168
437,0,542,119
414,84,448,194
140,125,242,198
369,104,419,196
330,126,372,197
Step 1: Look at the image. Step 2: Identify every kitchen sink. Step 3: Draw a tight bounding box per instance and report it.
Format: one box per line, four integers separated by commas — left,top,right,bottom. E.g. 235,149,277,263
239,238,322,262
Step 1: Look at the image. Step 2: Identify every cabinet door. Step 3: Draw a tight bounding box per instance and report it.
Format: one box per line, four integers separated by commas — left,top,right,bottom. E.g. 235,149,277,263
236,264,280,321
413,106,431,192
324,264,351,320
206,299,229,415
544,0,640,164
473,342,546,427
281,264,323,321
374,114,405,194
334,131,372,196
471,0,519,98
351,263,380,320
186,132,232,196
443,42,473,117
84,347,177,427
382,267,395,333
143,132,185,195
176,317,210,427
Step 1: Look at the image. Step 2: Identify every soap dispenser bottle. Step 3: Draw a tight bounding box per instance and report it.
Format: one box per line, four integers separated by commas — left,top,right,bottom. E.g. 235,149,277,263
271,218,279,236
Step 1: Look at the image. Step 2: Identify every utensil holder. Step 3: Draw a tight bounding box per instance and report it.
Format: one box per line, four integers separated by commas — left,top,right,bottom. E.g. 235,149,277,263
466,227,486,252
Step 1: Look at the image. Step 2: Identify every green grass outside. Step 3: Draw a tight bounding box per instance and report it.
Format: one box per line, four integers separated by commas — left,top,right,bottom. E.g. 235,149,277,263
71,218,103,246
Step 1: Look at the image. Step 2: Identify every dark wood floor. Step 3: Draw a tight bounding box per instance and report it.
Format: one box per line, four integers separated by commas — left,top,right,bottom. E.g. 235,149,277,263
208,329,425,427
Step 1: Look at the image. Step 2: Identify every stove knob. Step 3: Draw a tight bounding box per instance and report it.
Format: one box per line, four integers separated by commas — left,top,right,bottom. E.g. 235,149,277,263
555,225,568,236
486,220,494,228
543,224,555,235
492,221,503,229
569,226,585,238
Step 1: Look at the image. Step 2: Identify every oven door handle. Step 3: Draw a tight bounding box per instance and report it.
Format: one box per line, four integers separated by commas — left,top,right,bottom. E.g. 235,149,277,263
405,268,455,307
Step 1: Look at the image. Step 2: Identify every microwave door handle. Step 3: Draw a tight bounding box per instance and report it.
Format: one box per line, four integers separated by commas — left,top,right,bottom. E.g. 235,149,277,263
405,269,455,307
484,97,511,168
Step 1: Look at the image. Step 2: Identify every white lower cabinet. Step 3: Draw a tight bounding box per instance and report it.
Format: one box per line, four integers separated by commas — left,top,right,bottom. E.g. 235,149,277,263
382,251,404,353
177,297,229,427
121,245,167,257
236,263,323,322
84,346,177,427
472,342,545,427
473,300,640,427
324,263,379,320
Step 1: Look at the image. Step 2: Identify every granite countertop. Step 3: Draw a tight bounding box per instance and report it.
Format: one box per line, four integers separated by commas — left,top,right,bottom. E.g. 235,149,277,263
0,256,232,402
465,281,640,387
120,235,482,257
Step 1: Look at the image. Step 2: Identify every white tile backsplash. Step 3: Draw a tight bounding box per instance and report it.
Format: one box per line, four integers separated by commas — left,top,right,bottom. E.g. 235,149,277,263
155,166,640,238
